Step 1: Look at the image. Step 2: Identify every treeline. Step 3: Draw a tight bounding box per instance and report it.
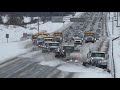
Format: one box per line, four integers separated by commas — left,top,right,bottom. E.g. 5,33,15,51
0,12,75,26
0,12,75,17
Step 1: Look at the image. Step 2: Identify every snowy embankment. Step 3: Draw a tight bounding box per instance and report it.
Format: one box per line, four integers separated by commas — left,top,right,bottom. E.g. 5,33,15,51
108,12,120,78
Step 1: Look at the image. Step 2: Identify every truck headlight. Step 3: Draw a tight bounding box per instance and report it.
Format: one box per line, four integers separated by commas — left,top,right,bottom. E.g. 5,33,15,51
99,60,107,63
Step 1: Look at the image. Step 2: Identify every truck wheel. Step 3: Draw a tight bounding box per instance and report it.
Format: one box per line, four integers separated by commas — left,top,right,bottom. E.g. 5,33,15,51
100,65,107,69
107,69,111,73
55,55,58,57
83,62,87,66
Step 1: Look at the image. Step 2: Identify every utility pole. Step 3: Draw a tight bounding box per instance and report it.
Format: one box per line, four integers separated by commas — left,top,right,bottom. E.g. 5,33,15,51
109,12,110,20
38,17,40,33
114,12,117,20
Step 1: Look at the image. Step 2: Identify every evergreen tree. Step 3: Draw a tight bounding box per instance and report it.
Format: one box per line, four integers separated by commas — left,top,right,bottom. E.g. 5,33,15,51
7,14,24,25
0,15,3,24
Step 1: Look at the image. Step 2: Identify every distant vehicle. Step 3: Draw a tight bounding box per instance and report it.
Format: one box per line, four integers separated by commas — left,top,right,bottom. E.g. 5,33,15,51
26,34,32,39
84,31,96,43
83,51,109,69
84,36,96,43
74,37,83,46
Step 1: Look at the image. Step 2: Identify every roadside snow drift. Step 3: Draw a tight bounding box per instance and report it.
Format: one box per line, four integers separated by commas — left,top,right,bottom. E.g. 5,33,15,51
0,40,31,63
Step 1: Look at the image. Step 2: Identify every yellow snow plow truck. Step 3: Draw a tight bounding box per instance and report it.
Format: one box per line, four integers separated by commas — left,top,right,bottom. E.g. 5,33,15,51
53,32,63,43
84,31,96,43
32,33,40,45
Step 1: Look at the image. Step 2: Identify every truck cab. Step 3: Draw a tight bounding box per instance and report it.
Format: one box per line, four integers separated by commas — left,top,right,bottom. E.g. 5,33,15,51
53,32,63,42
83,51,109,69
37,36,45,47
32,34,38,45
84,31,96,43
42,41,60,52
84,36,96,43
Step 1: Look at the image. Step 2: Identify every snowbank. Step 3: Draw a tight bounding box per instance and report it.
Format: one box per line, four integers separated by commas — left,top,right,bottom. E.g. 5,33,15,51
0,25,38,43
73,72,111,78
57,63,111,78
108,12,120,78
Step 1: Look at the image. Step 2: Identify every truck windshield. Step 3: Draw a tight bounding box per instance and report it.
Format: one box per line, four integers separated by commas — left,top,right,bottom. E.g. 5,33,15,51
37,38,44,41
33,36,37,39
63,46,74,50
49,43,59,46
91,53,105,57
45,39,53,41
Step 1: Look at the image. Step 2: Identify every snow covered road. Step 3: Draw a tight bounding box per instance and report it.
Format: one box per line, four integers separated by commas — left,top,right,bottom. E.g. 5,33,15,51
0,12,112,78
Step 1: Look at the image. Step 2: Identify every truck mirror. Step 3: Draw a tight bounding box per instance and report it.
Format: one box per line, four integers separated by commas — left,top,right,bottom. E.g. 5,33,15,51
107,55,109,59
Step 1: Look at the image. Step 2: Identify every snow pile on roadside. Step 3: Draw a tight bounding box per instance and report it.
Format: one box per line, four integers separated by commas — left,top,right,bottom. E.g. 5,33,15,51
108,12,120,78
0,39,31,63
40,60,64,67
73,72,111,78
113,39,120,77
58,63,105,72
0,21,66,43
58,63,112,78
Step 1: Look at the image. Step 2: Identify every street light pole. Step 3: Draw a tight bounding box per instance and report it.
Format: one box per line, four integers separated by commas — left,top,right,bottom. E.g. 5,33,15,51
117,12,119,26
114,12,117,20
109,12,110,20
112,17,114,35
